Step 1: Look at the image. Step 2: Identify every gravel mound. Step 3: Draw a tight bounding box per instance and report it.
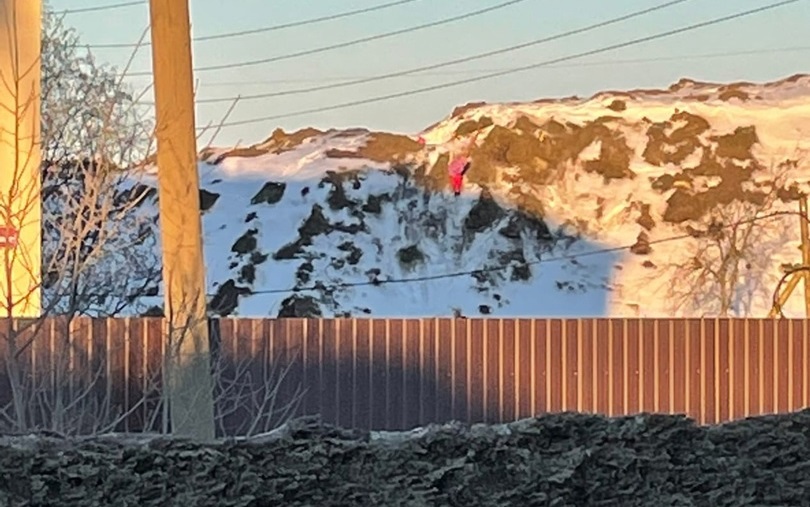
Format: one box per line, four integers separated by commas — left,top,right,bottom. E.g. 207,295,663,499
2,410,810,506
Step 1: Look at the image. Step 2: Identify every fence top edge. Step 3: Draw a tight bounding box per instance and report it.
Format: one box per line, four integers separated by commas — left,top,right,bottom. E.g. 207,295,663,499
2,316,804,324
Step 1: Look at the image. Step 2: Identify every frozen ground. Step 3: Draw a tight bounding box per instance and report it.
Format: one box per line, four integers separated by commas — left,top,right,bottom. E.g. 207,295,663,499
2,410,810,505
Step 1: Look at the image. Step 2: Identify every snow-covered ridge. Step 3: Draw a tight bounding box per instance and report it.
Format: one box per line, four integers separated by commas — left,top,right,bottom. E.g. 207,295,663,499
123,74,810,319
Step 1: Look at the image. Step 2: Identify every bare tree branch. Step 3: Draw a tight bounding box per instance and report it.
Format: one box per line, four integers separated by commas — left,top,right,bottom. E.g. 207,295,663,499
660,158,801,317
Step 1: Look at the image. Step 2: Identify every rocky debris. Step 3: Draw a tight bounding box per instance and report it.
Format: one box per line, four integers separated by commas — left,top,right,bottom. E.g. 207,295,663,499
465,190,505,233
630,231,652,255
141,305,163,317
277,295,322,318
3,411,810,506
651,172,694,192
325,180,356,211
274,204,367,269
273,238,309,260
397,244,424,266
337,241,363,265
361,193,391,214
298,205,332,237
498,215,524,240
419,152,451,191
644,123,773,224
238,264,255,284
231,228,258,255
203,127,322,163
718,84,750,102
469,125,553,187
512,115,542,135
636,203,656,230
325,133,422,163
581,124,635,180
711,125,759,160
250,181,286,205
208,279,252,316
198,189,220,212
498,249,532,282
643,111,710,167
607,99,626,112
454,116,493,137
451,100,488,118
295,262,314,285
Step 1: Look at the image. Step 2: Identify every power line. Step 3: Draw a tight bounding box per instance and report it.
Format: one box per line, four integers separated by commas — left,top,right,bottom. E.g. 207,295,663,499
127,0,532,77
58,1,143,15
86,0,422,49
206,0,801,129
186,0,690,104
168,46,810,87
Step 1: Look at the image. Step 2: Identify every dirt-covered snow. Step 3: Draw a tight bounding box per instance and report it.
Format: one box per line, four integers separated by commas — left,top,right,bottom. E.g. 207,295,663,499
113,73,810,318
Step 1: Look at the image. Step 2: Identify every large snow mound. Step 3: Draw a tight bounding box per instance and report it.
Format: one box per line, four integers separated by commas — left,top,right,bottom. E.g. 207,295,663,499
115,74,810,318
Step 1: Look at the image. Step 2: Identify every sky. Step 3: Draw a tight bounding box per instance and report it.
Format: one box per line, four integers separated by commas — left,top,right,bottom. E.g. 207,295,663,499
46,0,809,147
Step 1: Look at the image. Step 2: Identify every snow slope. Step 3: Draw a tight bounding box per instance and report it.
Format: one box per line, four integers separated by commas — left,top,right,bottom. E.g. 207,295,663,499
128,74,810,318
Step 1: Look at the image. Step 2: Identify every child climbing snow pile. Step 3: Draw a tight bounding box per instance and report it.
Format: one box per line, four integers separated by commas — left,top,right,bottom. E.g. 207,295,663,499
448,155,470,196
447,130,480,196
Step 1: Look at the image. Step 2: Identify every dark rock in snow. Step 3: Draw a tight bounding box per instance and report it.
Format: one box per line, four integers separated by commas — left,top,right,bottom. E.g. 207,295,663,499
208,279,251,316
630,231,652,255
198,189,220,212
397,245,424,266
465,190,505,233
250,181,286,205
231,228,258,255
278,295,322,318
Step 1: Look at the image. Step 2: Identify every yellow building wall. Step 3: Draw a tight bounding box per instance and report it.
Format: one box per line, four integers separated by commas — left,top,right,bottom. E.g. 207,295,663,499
0,0,42,318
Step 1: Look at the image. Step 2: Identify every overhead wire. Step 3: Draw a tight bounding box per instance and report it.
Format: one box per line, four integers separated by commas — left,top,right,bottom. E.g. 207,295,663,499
178,0,691,104
86,0,423,48
58,1,143,15
179,46,810,87
203,0,802,129
126,0,532,77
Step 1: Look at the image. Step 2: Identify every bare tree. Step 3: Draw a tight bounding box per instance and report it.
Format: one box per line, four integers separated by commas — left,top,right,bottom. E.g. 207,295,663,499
209,327,305,437
0,6,161,433
39,13,160,318
0,9,302,436
660,160,799,317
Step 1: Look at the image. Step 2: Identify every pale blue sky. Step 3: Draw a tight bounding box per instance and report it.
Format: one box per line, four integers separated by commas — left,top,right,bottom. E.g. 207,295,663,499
47,0,808,146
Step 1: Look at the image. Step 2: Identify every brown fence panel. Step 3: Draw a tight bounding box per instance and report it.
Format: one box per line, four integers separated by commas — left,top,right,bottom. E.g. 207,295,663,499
1,317,809,433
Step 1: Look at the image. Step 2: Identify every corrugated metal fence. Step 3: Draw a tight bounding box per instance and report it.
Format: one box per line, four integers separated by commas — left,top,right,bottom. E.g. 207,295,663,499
0,317,808,433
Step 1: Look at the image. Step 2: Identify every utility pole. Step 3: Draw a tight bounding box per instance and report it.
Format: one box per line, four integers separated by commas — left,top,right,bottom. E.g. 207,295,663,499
769,196,810,318
0,0,42,318
148,0,215,440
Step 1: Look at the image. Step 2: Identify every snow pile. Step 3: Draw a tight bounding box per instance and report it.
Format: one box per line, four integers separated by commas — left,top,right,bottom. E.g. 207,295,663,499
126,74,810,318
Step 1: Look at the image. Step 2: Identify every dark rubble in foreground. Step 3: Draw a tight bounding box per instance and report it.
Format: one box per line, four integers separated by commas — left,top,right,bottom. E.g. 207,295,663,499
1,410,809,506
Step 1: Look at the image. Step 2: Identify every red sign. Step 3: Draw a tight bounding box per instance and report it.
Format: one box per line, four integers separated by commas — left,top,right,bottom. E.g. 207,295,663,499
0,226,18,248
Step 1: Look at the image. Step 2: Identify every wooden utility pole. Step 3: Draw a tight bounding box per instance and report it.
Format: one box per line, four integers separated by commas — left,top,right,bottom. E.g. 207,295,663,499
0,0,42,318
148,0,215,440
769,196,810,317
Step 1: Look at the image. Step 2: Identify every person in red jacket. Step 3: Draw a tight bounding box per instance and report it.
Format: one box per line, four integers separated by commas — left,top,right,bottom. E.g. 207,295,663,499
448,130,480,196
